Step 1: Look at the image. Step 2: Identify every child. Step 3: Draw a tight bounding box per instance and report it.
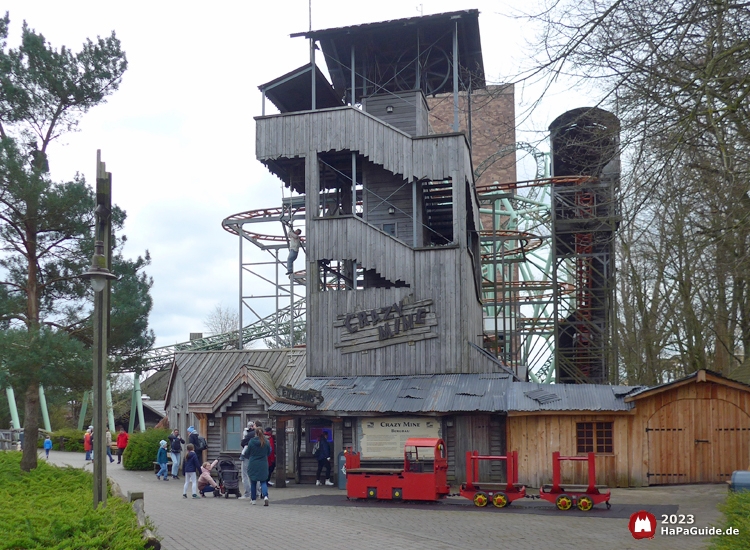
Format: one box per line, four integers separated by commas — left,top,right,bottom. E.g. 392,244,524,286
43,436,52,459
197,459,219,497
182,443,201,499
156,440,169,481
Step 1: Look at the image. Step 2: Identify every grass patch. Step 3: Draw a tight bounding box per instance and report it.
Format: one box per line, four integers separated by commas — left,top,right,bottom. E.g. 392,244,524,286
0,451,147,549
710,490,750,549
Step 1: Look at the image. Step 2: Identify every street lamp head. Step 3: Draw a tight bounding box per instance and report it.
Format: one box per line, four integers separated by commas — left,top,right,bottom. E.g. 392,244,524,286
81,240,117,292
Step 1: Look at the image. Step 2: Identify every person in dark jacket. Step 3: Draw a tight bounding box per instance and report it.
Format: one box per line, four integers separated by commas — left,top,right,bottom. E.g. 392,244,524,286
182,443,202,498
241,428,272,506
168,429,185,479
314,432,334,486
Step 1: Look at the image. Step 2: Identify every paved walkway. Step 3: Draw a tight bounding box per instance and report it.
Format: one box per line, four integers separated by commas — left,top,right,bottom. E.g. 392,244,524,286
46,451,728,549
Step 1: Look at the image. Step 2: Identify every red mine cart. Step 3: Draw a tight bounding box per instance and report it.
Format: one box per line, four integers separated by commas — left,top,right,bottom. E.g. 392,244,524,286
539,451,611,511
345,438,450,501
460,450,526,507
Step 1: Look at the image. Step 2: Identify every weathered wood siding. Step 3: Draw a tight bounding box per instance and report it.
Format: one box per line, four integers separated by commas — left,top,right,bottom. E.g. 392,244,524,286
166,371,189,437
307,243,485,377
507,413,631,488
628,381,750,486
256,107,473,185
362,91,429,136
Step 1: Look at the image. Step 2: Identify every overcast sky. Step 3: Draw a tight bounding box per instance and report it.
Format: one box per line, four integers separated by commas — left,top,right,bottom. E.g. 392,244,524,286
3,1,587,349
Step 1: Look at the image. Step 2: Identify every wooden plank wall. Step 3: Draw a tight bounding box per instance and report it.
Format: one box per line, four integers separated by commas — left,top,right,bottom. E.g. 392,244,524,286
629,381,750,486
507,414,630,488
311,216,414,284
307,245,487,377
362,91,428,137
256,108,474,186
364,162,415,245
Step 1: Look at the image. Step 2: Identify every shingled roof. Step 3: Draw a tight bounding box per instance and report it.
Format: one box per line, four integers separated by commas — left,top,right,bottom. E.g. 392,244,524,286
164,349,306,414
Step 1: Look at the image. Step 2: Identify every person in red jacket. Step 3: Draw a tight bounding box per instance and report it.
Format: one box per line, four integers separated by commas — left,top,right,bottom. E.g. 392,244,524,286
83,427,93,462
116,426,129,464
264,427,276,486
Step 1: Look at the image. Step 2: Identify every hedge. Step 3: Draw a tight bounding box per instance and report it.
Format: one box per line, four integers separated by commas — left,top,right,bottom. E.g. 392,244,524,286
36,429,86,453
710,491,750,548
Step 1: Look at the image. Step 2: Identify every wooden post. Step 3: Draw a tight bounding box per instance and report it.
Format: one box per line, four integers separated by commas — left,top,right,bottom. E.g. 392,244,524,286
274,417,287,488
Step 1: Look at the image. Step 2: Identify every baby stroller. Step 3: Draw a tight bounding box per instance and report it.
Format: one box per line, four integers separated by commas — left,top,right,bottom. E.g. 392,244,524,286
217,454,242,499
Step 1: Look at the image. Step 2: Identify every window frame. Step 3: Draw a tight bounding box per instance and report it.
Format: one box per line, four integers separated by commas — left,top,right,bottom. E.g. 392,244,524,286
225,414,242,451
576,421,613,454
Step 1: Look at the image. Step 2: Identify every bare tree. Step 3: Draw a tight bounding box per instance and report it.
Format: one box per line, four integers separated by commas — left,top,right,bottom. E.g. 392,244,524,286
204,304,240,348
524,0,750,383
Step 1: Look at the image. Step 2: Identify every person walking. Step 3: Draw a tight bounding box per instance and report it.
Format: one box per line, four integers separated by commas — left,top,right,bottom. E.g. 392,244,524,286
264,427,276,486
116,426,129,464
242,427,271,506
168,428,185,480
43,436,52,459
238,422,254,499
83,427,93,462
182,443,201,499
313,432,334,486
156,440,169,481
105,428,115,463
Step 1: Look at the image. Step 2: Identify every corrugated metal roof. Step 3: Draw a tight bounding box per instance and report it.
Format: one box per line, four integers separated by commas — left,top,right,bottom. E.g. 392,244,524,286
270,374,637,414
507,382,638,412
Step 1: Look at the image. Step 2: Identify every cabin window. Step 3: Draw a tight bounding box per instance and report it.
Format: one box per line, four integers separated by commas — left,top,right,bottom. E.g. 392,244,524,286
382,222,396,236
576,422,613,453
225,415,242,451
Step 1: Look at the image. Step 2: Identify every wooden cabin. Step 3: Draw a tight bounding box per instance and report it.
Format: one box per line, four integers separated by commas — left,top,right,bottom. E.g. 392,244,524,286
163,350,305,461
506,370,750,487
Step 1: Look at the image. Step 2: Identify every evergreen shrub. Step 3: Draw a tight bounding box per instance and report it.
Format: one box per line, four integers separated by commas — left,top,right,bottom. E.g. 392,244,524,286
35,429,86,452
0,451,147,548
122,428,171,471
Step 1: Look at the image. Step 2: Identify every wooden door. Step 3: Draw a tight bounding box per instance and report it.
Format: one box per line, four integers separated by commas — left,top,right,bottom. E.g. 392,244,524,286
648,398,750,484
646,400,691,484
712,400,750,483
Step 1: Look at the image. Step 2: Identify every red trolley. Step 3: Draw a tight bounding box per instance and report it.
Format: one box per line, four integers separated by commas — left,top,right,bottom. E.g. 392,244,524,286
345,437,450,501
460,450,526,508
539,451,611,511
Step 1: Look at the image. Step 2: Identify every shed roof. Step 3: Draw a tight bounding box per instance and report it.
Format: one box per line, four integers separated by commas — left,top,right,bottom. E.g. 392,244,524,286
259,63,343,113
269,373,639,415
625,369,750,402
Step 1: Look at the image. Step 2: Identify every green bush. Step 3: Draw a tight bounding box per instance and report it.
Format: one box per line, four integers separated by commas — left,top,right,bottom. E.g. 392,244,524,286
122,428,171,471
35,429,86,452
710,490,750,548
0,451,147,549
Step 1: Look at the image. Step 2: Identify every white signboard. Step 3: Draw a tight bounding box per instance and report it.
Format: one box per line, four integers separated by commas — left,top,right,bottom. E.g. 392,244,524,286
359,416,441,459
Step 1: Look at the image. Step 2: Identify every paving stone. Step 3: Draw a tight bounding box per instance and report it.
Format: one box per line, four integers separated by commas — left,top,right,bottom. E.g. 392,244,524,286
45,451,728,549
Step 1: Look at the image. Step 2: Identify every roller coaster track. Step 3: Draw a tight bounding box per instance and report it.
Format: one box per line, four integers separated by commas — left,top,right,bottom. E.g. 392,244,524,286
141,299,306,370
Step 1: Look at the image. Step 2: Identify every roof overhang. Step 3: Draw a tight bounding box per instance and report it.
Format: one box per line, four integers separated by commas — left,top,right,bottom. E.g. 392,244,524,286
259,63,343,113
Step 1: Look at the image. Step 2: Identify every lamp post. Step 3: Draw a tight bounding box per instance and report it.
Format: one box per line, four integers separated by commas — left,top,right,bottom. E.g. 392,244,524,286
81,151,116,509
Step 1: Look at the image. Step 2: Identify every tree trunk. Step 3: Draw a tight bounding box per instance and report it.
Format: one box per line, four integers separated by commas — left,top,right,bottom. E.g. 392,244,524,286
20,383,40,472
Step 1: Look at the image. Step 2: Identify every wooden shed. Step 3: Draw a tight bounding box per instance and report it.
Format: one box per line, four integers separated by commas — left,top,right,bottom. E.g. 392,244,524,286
506,370,750,488
626,369,750,485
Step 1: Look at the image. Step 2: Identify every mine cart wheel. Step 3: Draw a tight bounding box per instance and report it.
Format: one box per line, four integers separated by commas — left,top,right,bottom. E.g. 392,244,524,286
577,496,594,511
555,494,573,511
473,492,489,507
492,492,509,508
